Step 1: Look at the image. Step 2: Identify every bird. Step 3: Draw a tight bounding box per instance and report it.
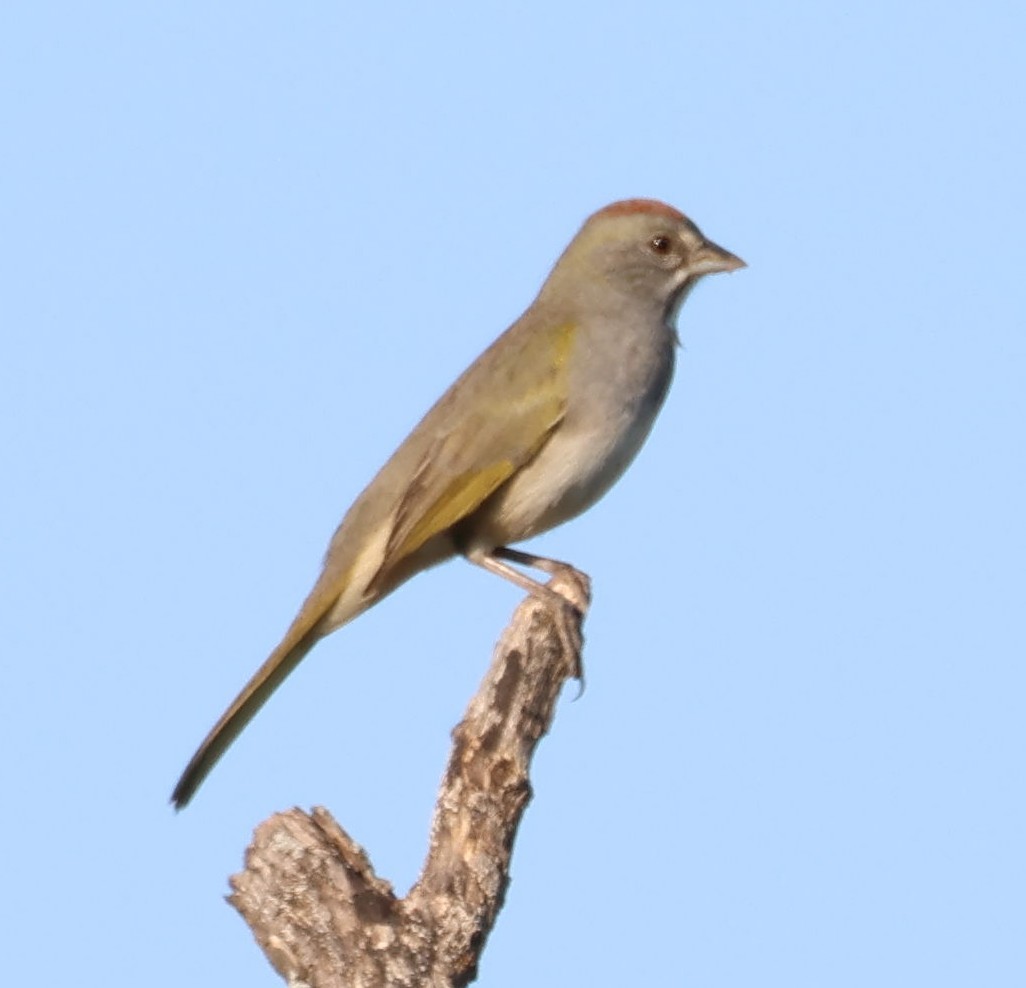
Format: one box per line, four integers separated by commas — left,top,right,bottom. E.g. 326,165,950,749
171,198,744,809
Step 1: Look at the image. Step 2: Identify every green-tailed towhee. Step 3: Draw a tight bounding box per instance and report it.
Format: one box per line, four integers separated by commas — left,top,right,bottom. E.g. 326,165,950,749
172,198,744,808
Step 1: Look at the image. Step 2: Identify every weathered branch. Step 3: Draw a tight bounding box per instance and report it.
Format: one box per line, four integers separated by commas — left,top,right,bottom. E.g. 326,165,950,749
229,572,591,987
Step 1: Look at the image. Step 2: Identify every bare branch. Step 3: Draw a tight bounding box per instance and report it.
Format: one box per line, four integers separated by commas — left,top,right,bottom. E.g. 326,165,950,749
229,572,590,987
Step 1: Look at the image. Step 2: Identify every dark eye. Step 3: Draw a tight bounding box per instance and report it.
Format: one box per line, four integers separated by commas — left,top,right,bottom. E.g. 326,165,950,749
649,235,672,254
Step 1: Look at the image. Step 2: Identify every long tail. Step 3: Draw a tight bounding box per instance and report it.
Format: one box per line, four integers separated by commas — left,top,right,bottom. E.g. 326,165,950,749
170,622,322,809
171,507,445,808
171,557,377,810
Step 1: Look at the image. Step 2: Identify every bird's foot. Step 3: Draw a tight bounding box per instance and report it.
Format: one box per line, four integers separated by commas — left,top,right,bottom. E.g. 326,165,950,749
467,545,591,689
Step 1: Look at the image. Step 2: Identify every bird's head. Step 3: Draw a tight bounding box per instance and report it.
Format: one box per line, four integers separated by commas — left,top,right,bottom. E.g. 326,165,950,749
541,198,745,318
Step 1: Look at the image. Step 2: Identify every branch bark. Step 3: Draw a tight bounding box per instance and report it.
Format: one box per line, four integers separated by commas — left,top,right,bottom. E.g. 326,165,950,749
228,571,591,987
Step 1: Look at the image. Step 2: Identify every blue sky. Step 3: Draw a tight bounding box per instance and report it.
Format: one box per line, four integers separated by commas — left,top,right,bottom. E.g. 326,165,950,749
2,3,1023,985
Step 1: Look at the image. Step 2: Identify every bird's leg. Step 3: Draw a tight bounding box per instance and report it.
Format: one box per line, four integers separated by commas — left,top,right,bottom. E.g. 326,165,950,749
465,546,588,686
492,546,579,577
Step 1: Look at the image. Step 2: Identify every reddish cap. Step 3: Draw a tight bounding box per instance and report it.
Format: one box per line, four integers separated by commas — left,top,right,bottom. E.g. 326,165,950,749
591,199,686,223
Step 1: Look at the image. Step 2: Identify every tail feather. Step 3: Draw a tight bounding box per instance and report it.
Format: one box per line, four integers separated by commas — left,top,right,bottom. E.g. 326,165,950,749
171,619,326,810
171,564,371,809
171,511,435,808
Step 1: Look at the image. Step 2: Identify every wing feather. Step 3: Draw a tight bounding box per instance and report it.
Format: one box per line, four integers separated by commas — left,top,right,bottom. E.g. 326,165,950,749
367,320,575,587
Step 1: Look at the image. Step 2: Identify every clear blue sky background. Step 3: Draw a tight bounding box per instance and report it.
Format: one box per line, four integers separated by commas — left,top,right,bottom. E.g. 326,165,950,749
2,3,1023,985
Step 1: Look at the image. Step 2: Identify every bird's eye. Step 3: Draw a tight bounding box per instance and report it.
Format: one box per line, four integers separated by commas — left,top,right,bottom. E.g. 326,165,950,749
649,235,672,254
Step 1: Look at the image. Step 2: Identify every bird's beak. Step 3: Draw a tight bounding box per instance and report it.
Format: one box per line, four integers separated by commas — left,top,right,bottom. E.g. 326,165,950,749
691,239,746,276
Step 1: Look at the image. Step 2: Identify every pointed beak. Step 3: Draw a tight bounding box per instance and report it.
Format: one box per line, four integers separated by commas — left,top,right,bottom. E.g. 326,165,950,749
690,239,746,276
